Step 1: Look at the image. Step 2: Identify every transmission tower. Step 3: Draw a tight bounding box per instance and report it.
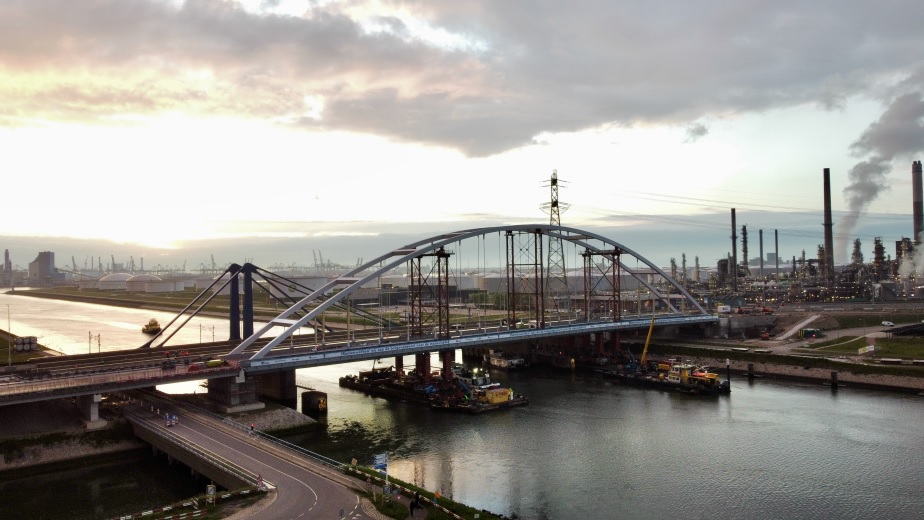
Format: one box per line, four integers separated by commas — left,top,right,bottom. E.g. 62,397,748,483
541,170,570,319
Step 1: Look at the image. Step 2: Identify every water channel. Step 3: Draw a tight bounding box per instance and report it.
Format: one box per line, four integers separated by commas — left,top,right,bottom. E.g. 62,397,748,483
2,291,923,519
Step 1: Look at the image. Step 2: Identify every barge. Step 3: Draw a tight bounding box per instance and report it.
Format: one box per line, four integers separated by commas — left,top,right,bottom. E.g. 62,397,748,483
339,364,529,414
601,360,730,396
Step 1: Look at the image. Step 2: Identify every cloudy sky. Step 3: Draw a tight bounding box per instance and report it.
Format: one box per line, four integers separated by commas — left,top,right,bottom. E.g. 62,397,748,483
2,0,924,270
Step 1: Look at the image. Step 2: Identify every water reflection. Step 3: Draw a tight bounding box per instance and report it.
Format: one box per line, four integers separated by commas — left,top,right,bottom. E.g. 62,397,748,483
0,450,205,520
294,362,924,519
4,293,924,519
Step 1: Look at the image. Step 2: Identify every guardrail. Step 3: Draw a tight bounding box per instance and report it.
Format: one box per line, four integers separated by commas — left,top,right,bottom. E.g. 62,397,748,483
0,365,240,404
124,407,259,485
140,390,342,470
246,314,717,371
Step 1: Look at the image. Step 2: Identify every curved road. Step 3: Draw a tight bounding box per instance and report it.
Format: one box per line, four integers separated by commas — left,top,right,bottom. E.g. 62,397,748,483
127,400,381,520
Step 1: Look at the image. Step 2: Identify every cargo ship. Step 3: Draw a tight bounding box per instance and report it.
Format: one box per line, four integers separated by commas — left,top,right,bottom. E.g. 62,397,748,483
339,364,528,414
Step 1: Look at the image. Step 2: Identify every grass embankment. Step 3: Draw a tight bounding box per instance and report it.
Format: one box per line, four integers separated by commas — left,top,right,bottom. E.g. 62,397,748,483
641,342,924,378
803,335,924,359
835,313,924,328
348,466,508,520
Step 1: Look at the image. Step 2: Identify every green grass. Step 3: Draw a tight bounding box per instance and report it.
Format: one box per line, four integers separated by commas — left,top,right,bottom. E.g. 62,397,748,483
835,313,924,329
360,489,410,519
809,336,924,358
643,342,924,377
347,466,506,520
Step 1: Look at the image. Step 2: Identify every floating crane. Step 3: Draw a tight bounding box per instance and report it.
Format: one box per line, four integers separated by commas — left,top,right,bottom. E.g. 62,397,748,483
639,315,656,368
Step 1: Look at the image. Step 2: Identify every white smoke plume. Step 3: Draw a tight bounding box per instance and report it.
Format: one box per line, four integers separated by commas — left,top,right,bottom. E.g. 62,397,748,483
838,90,924,263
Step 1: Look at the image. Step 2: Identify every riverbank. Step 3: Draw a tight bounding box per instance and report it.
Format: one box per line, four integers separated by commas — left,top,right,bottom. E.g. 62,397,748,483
727,358,924,392
165,391,319,433
0,394,149,475
652,352,924,393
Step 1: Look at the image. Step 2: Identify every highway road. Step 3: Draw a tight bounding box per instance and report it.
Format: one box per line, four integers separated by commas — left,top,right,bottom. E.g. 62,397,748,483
126,399,382,520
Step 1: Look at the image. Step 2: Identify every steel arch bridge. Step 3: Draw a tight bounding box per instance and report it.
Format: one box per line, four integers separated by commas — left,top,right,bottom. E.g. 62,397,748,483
226,224,714,369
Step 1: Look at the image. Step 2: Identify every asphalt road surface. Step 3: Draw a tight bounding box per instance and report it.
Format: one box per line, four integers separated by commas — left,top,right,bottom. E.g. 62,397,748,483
128,401,378,520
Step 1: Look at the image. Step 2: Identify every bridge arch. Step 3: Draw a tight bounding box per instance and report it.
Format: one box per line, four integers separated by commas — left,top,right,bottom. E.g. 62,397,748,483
228,224,708,361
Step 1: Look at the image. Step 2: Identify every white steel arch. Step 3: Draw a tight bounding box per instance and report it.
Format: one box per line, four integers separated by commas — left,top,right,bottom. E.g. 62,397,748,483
228,224,708,360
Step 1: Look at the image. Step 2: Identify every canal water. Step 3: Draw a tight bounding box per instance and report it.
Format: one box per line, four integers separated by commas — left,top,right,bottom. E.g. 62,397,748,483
2,291,923,519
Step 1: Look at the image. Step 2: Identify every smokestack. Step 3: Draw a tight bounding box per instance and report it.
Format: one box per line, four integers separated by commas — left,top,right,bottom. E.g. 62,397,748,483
823,168,835,286
731,208,738,291
759,229,764,278
775,229,780,280
913,160,923,244
741,225,750,276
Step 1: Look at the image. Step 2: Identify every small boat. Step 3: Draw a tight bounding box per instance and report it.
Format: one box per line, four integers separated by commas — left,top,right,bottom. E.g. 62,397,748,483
142,318,161,335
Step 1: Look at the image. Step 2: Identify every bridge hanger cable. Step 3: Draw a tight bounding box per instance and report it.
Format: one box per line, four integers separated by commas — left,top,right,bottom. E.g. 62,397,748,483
227,225,709,361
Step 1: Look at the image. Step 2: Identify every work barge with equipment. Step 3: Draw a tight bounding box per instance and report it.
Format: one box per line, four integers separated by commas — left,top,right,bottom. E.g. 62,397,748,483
339,361,529,414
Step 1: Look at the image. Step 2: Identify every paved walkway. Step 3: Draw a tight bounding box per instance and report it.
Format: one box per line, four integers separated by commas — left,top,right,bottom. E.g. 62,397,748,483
776,313,821,340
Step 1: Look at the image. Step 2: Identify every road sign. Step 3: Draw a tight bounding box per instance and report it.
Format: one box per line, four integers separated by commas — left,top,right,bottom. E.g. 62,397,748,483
373,453,387,470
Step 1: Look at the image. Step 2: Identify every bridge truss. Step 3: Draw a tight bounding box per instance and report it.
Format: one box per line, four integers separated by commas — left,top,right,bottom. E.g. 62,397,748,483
226,224,710,363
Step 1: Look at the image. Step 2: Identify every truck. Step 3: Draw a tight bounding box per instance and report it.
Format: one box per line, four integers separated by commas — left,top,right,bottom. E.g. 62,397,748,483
799,328,825,339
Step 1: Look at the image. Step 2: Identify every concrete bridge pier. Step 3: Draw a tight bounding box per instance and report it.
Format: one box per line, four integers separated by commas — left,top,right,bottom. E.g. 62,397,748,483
416,352,431,382
441,350,454,381
256,369,298,408
77,393,107,430
207,372,265,413
395,355,404,375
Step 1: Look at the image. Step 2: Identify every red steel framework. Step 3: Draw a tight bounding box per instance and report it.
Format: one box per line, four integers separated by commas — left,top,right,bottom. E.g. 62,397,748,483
409,246,452,338
505,230,545,329
582,248,623,321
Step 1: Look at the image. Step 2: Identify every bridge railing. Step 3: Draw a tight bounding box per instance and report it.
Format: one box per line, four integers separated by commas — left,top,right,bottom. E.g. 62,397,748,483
0,366,240,403
251,430,343,469
125,407,260,485
147,391,343,469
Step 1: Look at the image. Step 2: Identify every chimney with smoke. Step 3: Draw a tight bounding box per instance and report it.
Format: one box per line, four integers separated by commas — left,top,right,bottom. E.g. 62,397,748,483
914,160,923,244
730,208,737,291
823,168,835,286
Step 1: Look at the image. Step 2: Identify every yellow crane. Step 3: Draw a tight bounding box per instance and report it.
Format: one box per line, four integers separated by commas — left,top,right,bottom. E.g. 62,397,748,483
639,315,656,367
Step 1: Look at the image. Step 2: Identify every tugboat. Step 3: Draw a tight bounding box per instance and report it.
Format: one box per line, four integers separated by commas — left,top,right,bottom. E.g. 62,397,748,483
142,318,161,335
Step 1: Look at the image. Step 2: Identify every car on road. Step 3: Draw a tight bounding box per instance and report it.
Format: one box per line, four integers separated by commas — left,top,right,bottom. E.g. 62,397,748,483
882,321,895,327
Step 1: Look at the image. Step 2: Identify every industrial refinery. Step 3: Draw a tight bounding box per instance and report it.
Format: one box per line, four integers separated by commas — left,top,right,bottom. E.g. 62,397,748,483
3,162,924,309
